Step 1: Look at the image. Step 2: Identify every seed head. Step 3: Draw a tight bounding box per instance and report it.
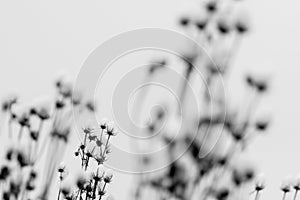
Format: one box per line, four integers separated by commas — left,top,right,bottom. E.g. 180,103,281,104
179,16,190,26
104,170,113,183
106,122,117,137
99,118,108,130
255,173,266,191
205,0,217,13
281,176,292,193
1,95,17,112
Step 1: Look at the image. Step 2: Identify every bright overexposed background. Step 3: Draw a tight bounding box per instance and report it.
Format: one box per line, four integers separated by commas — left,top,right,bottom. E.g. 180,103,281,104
0,0,300,199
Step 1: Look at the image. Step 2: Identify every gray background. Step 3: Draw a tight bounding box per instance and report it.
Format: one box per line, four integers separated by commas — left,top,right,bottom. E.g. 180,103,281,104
0,0,299,199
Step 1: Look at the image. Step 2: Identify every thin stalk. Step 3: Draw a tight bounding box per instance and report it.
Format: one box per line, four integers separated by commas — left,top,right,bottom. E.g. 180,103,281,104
178,62,193,114
282,192,287,200
85,157,90,171
32,120,44,163
92,179,99,199
294,190,299,200
99,182,107,200
254,190,260,200
8,117,12,138
18,126,24,141
57,189,61,200
102,135,111,157
99,129,104,155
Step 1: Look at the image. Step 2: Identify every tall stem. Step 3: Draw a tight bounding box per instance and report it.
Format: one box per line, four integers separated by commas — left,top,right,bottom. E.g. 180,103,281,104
57,189,61,200
18,126,24,141
8,118,12,138
254,190,260,200
99,129,104,155
99,182,107,200
294,190,299,200
178,62,193,114
282,192,287,200
102,135,111,157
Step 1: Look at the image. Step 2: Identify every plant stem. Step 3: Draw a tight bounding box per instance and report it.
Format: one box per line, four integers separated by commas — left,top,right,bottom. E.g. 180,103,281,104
18,126,24,141
99,182,107,200
178,62,193,114
92,179,99,199
254,190,260,200
99,129,103,155
282,192,287,200
102,135,111,157
8,117,12,138
57,189,61,200
294,190,299,200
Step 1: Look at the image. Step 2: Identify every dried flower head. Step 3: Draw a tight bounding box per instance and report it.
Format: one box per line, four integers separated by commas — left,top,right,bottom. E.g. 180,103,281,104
217,18,231,35
148,58,167,74
281,176,292,193
1,95,17,112
179,16,190,26
103,170,113,183
255,173,266,191
294,175,300,190
205,0,218,13
106,122,117,137
234,11,250,35
99,118,108,130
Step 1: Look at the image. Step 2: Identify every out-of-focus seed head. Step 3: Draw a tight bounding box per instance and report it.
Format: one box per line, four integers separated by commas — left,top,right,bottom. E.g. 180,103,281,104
216,18,231,35
255,173,266,191
231,158,256,186
71,90,82,106
58,162,66,173
233,10,251,35
13,104,31,127
55,100,65,109
215,187,230,200
50,109,72,143
1,95,18,112
193,10,209,31
16,150,29,168
75,172,88,189
31,96,52,120
293,175,300,190
179,16,190,27
205,0,218,13
148,58,167,74
104,170,113,183
6,148,15,161
255,116,270,132
281,176,292,193
85,100,96,112
0,165,11,181
82,126,94,135
99,118,108,130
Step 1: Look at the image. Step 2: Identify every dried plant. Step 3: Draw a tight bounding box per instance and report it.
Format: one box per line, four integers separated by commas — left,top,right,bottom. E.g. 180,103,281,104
127,0,273,200
0,75,117,200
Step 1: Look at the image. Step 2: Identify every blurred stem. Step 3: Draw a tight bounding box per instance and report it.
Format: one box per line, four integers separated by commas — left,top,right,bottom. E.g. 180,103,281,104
84,132,88,146
254,190,259,200
18,126,24,141
102,135,111,157
99,129,104,155
282,192,287,200
92,179,99,199
57,188,61,200
8,116,12,138
294,190,298,200
99,182,107,200
178,62,193,114
32,120,44,162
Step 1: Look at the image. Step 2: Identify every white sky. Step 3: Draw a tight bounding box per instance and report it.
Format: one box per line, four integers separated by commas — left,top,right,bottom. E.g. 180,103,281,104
0,0,300,199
